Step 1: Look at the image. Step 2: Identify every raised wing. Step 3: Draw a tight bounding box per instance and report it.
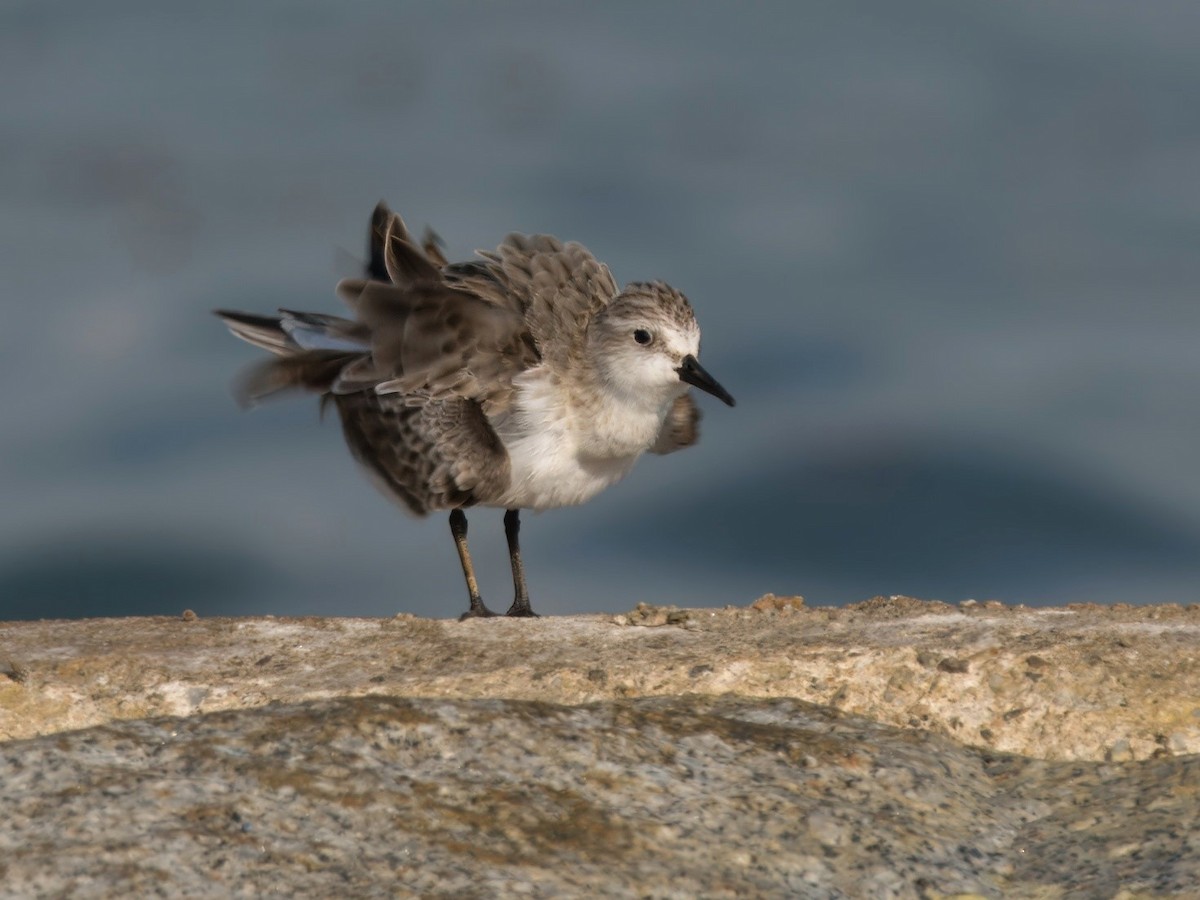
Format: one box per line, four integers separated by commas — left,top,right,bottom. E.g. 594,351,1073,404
331,204,537,410
218,202,615,410
444,232,619,370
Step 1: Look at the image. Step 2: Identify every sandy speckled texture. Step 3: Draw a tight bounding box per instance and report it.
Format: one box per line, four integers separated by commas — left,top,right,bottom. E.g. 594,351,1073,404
3,597,1200,761
2,694,1199,898
3,598,1200,896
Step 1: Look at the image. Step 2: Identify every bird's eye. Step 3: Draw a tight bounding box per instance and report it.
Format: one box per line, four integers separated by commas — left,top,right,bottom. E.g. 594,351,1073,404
633,329,653,346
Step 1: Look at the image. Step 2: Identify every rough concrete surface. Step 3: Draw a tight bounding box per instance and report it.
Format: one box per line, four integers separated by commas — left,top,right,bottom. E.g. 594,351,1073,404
3,596,1199,761
2,596,1200,897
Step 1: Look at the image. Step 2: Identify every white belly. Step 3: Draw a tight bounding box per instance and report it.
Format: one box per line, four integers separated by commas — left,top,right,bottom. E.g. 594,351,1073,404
488,368,663,511
493,424,640,510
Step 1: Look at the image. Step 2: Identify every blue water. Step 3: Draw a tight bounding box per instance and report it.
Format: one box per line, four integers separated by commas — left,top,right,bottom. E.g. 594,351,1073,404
3,1,1200,619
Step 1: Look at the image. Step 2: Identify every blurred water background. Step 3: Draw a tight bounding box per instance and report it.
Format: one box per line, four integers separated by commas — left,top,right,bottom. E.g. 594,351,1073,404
3,1,1200,619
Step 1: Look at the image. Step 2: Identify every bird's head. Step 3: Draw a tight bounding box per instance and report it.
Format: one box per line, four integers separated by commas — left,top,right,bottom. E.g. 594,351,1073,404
588,282,734,410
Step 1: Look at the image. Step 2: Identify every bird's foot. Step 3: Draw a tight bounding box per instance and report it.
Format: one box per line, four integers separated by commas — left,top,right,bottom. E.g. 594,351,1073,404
459,600,499,620
504,600,539,618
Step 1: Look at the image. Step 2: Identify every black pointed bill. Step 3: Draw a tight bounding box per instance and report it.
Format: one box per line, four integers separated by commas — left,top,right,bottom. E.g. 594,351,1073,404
677,355,735,407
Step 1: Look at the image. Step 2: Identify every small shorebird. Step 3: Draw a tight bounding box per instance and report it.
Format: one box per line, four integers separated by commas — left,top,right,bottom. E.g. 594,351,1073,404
216,203,734,618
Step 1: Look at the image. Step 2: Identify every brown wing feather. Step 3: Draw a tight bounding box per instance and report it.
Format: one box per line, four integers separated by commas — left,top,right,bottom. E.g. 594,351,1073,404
221,202,605,511
445,234,618,371
382,209,442,287
650,395,701,455
218,202,526,508
333,277,535,411
421,227,449,267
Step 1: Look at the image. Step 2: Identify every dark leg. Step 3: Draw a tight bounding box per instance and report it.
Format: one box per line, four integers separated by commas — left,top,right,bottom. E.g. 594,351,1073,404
450,509,495,619
503,508,538,617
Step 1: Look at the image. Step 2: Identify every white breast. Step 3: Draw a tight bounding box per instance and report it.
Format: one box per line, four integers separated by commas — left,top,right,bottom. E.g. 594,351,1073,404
489,367,664,511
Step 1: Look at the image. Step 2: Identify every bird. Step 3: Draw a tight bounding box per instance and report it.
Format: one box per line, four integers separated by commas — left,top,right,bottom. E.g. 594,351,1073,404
215,202,734,619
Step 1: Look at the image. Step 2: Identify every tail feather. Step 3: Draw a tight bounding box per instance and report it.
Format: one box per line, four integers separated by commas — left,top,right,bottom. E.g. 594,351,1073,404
233,351,361,407
214,309,293,355
278,309,370,352
217,199,451,407
215,308,368,405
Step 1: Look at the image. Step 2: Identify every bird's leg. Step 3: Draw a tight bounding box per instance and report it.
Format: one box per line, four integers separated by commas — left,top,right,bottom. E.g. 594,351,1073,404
450,509,495,619
503,508,538,617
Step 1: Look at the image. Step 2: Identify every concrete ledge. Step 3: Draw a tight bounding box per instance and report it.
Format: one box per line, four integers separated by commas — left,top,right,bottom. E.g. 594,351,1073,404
3,596,1199,761
3,597,1200,896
